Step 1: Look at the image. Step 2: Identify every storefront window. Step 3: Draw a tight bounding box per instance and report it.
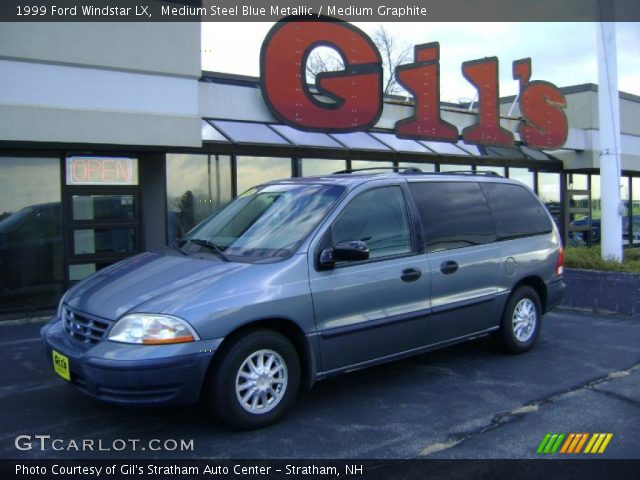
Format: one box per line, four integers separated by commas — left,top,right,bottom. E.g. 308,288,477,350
567,190,590,247
73,228,136,255
508,167,534,190
591,174,601,243
568,193,589,210
236,156,292,196
537,172,562,230
567,173,588,191
0,157,63,313
72,194,135,221
476,165,506,176
68,262,112,282
166,154,232,243
620,177,630,246
300,158,346,176
632,178,640,247
439,164,471,172
351,160,394,172
399,162,435,172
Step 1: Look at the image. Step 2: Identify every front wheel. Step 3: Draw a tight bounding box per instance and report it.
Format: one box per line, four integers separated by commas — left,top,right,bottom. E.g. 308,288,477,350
496,286,542,354
206,329,300,430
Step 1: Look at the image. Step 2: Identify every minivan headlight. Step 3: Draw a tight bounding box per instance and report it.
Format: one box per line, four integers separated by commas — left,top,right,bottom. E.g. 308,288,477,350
108,314,200,345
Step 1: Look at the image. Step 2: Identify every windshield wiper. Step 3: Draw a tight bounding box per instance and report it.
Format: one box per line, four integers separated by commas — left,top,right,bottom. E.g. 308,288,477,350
173,239,190,255
188,238,230,262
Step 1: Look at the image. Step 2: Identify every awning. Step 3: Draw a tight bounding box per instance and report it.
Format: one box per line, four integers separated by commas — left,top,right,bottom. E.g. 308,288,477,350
201,119,562,164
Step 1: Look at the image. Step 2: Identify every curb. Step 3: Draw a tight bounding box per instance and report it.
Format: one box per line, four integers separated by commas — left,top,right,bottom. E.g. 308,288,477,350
561,268,640,317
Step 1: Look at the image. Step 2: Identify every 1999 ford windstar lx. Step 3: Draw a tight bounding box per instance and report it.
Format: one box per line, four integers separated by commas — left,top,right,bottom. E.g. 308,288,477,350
42,169,565,429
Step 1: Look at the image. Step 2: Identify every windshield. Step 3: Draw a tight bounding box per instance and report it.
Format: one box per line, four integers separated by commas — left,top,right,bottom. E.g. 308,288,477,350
184,183,345,262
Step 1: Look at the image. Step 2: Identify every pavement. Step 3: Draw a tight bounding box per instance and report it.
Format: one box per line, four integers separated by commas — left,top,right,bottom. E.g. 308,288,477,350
0,310,638,460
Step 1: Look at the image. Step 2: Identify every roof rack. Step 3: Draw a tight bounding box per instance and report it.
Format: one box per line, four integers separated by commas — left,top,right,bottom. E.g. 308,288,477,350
331,167,502,177
440,170,502,177
332,167,423,174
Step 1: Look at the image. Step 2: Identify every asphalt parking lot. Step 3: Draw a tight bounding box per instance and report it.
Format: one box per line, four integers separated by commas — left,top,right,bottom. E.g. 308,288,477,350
1,309,639,460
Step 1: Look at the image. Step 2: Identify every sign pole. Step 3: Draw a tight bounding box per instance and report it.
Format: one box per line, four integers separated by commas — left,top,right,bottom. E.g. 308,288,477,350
597,19,623,262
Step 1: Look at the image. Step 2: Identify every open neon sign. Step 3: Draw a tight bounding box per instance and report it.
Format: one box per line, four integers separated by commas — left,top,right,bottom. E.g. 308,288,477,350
67,157,134,185
260,18,568,149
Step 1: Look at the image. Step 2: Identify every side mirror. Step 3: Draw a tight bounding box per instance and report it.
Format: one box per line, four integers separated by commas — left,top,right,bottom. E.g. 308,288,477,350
319,240,369,268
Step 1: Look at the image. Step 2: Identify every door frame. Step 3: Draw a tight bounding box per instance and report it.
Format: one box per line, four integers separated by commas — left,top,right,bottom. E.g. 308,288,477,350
61,154,143,288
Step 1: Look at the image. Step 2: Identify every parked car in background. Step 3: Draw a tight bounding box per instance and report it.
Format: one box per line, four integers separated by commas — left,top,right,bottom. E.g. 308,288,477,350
0,202,62,292
569,214,640,245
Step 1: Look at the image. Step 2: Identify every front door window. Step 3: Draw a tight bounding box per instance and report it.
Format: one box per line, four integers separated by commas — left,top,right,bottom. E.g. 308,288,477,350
331,186,412,260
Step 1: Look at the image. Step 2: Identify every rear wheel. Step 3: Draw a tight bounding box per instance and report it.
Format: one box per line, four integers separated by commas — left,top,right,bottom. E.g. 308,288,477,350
496,286,542,354
206,329,300,430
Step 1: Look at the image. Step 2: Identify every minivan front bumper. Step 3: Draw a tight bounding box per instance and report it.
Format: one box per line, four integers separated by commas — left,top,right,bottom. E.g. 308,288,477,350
40,318,222,406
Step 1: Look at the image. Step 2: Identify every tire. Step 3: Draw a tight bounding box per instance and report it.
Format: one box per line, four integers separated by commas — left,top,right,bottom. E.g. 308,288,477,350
496,286,542,354
206,329,300,430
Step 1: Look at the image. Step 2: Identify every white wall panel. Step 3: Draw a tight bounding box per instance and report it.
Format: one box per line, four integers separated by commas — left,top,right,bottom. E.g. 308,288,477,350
0,60,198,116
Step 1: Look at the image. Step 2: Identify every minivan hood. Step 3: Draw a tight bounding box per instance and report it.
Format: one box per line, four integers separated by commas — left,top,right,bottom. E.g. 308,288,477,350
65,249,250,320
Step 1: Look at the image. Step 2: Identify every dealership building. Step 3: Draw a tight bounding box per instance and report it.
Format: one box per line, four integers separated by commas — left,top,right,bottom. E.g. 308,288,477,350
0,22,639,316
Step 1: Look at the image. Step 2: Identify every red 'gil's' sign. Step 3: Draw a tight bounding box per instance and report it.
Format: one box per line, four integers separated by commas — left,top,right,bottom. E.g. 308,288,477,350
260,18,568,149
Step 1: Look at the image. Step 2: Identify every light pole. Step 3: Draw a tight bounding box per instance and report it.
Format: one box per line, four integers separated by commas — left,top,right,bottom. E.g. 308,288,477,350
596,16,623,262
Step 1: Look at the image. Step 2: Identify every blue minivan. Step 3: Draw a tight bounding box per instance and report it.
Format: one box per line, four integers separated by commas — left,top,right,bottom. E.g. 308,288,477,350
42,170,565,429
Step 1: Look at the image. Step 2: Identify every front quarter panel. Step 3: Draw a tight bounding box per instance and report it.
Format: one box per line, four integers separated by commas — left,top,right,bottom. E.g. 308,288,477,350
159,253,315,340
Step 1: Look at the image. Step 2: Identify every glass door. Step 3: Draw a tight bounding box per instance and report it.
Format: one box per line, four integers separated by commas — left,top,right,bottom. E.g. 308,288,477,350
565,173,593,247
63,156,142,284
65,189,141,283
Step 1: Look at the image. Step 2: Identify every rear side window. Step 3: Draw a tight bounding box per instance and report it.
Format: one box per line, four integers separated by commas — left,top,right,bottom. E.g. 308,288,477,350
409,182,496,252
480,182,552,239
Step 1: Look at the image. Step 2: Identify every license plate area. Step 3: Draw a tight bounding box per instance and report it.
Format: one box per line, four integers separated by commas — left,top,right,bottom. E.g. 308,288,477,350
52,350,71,381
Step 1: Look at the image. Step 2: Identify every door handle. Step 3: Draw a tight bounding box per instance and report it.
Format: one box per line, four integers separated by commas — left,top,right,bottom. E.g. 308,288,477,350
440,260,459,275
401,268,422,282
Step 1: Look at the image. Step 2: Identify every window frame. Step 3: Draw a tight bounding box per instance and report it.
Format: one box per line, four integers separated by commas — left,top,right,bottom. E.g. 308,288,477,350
314,183,421,270
408,180,498,253
165,153,234,244
480,181,553,241
64,186,142,264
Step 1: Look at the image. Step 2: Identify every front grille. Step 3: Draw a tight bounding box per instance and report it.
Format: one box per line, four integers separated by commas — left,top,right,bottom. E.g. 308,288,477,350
63,307,113,344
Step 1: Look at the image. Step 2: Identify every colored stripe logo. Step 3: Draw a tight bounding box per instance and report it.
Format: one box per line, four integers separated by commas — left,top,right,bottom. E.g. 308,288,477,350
537,433,613,454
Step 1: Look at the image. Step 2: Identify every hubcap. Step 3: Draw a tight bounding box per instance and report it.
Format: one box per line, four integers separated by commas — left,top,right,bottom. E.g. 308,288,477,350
235,349,288,414
512,298,537,342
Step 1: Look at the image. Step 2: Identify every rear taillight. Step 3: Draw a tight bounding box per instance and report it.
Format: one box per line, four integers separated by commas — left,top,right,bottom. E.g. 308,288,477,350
556,246,564,276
